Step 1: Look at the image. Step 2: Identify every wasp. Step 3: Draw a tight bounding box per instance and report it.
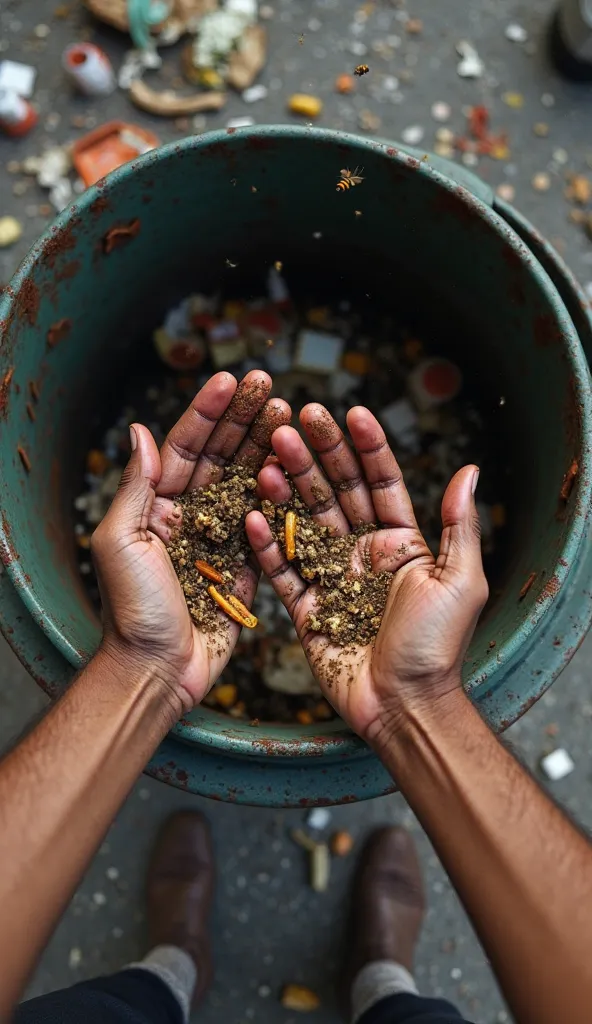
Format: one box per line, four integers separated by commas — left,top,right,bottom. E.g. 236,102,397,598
354,64,370,76
336,167,364,192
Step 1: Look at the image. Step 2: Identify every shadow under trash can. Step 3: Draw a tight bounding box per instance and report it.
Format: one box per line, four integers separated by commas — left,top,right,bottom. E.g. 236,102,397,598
0,126,591,806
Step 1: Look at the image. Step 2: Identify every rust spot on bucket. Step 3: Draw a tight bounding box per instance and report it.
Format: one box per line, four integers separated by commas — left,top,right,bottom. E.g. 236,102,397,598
56,260,80,282
16,279,40,326
0,513,17,565
42,223,77,268
102,218,141,254
537,574,561,603
0,366,14,418
47,318,72,349
90,195,111,218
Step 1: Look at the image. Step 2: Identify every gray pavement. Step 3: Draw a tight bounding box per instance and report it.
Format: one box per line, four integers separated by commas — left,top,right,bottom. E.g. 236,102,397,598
2,0,592,1022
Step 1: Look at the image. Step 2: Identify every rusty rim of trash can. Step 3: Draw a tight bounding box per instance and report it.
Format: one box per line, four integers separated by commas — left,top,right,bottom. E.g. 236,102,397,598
0,127,591,763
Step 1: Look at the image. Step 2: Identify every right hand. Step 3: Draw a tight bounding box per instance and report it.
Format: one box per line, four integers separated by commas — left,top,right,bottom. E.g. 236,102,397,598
245,404,489,746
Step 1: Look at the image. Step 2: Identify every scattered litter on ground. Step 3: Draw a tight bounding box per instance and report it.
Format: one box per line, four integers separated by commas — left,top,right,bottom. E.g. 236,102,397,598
0,89,38,136
533,122,549,137
335,73,354,94
330,830,354,856
288,93,322,118
565,173,591,204
456,40,484,79
502,91,523,109
307,807,331,831
0,59,37,97
505,23,528,44
68,948,82,969
431,101,451,123
62,42,115,96
402,124,425,145
0,216,23,248
72,120,159,186
540,747,575,781
281,984,321,1011
532,172,551,192
130,79,226,116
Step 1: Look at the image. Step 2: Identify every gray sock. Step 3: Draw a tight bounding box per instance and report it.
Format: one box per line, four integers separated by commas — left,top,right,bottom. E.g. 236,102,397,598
127,944,197,1022
351,960,419,1023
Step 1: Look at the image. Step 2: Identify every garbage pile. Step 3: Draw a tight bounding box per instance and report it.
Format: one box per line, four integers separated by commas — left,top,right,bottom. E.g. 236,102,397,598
73,266,507,722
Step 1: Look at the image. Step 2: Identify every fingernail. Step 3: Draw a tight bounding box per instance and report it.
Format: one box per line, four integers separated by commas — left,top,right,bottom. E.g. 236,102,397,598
471,468,480,495
129,425,137,451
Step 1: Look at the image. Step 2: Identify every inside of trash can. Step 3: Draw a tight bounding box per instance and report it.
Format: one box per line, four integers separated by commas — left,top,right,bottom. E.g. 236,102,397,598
70,250,515,725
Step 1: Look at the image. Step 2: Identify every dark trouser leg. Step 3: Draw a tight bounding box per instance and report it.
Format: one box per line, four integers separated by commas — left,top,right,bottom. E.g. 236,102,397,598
14,967,185,1024
357,990,471,1024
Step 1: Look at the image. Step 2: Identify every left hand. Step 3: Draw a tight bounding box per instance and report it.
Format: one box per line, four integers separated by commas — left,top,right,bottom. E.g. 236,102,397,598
91,370,291,712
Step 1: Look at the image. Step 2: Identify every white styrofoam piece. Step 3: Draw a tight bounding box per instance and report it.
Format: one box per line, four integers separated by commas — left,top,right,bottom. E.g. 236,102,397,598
540,748,575,781
294,330,344,374
307,807,332,830
0,60,36,98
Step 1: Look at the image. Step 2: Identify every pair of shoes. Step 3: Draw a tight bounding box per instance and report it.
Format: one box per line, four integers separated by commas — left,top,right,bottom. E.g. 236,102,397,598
146,814,425,1011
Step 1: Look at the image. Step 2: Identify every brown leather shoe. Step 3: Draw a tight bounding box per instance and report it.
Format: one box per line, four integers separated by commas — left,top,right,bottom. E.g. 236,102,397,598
342,827,425,1016
146,811,214,1005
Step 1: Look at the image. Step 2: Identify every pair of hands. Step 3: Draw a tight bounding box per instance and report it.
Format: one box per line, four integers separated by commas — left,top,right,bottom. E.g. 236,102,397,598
91,370,488,744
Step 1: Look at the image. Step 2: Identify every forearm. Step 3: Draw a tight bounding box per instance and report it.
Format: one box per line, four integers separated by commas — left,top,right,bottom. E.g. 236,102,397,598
0,646,181,1016
374,688,592,1024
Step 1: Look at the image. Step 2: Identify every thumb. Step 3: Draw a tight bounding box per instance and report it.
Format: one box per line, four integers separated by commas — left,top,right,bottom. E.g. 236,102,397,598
105,424,162,536
435,466,487,593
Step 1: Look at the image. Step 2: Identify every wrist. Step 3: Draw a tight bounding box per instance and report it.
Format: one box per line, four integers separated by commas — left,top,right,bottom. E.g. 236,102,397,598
366,679,471,758
94,638,187,724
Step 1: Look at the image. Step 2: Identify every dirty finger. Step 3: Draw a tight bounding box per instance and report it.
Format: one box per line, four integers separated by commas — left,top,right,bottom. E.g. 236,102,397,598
346,407,418,528
234,397,292,473
245,510,306,618
270,425,350,535
157,372,237,497
300,403,375,527
187,370,272,490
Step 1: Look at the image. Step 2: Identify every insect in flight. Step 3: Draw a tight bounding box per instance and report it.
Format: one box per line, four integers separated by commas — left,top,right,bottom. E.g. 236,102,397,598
336,167,364,192
354,64,370,76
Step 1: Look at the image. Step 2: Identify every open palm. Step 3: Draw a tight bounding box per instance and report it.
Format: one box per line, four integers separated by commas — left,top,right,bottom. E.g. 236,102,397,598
246,404,488,742
91,370,290,710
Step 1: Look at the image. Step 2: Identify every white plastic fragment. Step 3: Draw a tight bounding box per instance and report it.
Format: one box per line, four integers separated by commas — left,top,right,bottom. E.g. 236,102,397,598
401,124,424,145
294,330,344,374
456,40,484,78
226,115,256,128
431,101,451,122
307,807,332,830
379,398,419,451
541,748,574,781
118,49,161,90
68,947,82,969
311,843,330,892
505,23,528,43
242,83,268,103
0,60,37,97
